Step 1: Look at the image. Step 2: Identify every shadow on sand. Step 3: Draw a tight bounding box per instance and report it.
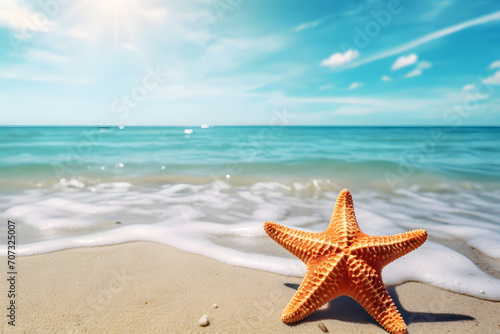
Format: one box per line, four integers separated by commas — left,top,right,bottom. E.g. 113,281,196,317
283,283,474,329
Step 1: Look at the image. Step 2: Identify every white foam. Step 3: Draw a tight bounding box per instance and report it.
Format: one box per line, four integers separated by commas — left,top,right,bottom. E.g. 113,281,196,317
58,178,85,189
4,197,123,230
1,180,500,301
252,203,288,221
94,182,133,191
382,242,500,300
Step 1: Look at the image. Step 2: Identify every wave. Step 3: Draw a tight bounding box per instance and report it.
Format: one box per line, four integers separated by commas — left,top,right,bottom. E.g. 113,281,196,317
1,179,500,301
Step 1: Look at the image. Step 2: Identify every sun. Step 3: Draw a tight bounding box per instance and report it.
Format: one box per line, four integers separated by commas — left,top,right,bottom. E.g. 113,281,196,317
65,0,168,47
100,0,135,16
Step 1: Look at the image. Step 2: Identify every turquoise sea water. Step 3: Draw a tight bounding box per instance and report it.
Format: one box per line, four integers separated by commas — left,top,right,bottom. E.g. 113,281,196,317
1,126,499,187
1,126,500,300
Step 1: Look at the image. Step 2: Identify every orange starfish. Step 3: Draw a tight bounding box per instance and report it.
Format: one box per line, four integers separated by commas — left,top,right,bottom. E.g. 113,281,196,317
264,189,427,334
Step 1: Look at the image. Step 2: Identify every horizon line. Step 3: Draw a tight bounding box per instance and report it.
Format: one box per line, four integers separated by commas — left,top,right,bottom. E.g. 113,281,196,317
2,125,500,128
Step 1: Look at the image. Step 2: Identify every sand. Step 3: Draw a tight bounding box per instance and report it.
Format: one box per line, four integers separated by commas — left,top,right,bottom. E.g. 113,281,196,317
1,242,499,333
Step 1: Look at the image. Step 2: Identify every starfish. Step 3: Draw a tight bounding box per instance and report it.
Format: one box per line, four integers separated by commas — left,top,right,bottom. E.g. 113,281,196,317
263,189,427,334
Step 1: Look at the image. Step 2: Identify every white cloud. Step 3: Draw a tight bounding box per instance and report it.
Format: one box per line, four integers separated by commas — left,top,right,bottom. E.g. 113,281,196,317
0,0,55,32
0,0,32,30
405,69,422,78
340,10,500,70
462,84,476,91
483,70,500,85
25,49,67,64
418,60,432,69
0,67,90,84
321,49,359,68
489,60,500,69
294,20,321,32
391,54,418,70
381,75,392,82
404,61,432,78
348,82,363,90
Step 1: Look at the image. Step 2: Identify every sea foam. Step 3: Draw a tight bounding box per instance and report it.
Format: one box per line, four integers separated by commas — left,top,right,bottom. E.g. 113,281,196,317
1,179,500,301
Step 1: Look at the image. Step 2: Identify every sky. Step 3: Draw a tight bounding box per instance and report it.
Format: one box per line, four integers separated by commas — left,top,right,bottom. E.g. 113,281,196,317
0,0,499,126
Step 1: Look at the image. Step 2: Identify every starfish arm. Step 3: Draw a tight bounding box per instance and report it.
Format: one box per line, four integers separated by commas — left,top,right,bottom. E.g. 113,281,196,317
264,222,334,263
349,261,407,334
281,253,346,323
324,189,361,245
353,229,428,268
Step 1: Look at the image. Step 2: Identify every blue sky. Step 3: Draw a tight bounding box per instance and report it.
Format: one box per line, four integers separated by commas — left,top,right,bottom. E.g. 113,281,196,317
1,0,499,125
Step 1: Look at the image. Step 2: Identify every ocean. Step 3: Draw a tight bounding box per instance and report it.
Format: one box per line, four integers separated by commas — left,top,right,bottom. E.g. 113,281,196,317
1,126,500,300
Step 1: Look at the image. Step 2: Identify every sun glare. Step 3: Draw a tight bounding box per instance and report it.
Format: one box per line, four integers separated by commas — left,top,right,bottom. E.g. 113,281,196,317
66,0,166,47
100,0,134,15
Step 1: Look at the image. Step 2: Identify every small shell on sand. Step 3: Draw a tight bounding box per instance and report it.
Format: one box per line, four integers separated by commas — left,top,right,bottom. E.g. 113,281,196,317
318,322,328,333
198,314,209,327
212,303,218,309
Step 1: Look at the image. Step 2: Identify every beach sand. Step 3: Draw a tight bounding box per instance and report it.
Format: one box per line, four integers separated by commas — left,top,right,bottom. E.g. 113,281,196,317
1,242,499,333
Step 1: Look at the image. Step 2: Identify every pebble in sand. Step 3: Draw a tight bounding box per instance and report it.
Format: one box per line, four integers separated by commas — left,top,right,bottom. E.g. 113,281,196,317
198,314,209,327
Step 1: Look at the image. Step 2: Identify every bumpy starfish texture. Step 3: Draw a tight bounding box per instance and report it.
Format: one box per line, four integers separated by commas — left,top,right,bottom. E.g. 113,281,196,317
264,189,427,334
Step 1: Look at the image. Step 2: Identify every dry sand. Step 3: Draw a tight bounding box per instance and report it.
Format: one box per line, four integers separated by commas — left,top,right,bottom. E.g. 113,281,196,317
1,242,499,333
